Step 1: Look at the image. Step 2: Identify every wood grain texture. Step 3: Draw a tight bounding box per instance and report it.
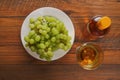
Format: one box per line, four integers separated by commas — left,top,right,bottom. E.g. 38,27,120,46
0,64,119,80
0,0,120,80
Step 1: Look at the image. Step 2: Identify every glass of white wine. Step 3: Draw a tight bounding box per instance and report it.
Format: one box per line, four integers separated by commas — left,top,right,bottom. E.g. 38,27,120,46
76,42,104,70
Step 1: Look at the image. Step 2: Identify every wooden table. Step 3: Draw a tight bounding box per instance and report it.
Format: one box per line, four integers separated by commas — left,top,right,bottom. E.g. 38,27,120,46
0,0,120,80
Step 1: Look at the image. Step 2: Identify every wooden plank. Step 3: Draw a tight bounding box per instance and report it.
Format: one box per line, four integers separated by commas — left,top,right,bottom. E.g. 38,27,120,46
0,64,119,80
0,54,77,65
0,0,120,17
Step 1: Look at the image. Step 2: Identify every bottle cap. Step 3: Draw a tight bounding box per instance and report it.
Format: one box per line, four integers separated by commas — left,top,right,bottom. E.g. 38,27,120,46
97,16,111,30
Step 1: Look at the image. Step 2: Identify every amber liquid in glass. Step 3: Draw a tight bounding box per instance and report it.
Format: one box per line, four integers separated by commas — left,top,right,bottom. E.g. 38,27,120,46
76,43,103,70
83,16,110,41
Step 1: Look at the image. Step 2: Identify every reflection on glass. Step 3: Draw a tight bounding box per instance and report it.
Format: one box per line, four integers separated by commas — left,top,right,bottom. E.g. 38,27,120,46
76,42,104,70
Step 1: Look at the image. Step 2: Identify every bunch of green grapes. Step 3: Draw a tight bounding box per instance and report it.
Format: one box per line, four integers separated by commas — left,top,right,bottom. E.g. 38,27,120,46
24,16,71,61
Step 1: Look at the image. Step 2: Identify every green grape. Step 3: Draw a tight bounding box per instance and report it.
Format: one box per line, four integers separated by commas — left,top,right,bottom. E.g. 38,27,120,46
56,39,60,43
55,20,60,24
59,43,64,49
29,39,35,44
59,33,64,39
49,22,56,27
57,23,65,32
47,51,53,57
63,46,68,51
51,37,56,42
31,33,37,39
39,43,46,49
56,34,60,39
45,41,50,47
57,22,63,27
30,46,36,52
29,30,35,37
29,24,35,29
41,18,47,25
61,26,66,32
37,49,44,54
44,16,56,22
45,34,50,39
63,29,68,35
37,16,44,21
39,29,42,33
56,24,61,31
40,36,45,41
41,30,47,35
62,34,67,40
59,22,64,27
37,24,42,29
66,42,71,48
30,18,35,23
42,20,48,25
24,36,29,42
46,27,50,32
67,36,71,41
41,25,47,30
45,52,53,61
35,20,41,27
48,47,52,51
52,28,59,35
35,35,40,42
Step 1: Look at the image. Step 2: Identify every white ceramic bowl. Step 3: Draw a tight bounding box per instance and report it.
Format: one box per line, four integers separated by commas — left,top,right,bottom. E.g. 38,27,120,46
21,7,75,61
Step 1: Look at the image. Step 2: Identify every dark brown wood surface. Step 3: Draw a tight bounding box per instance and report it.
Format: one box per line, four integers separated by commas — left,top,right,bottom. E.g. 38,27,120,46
0,0,120,80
